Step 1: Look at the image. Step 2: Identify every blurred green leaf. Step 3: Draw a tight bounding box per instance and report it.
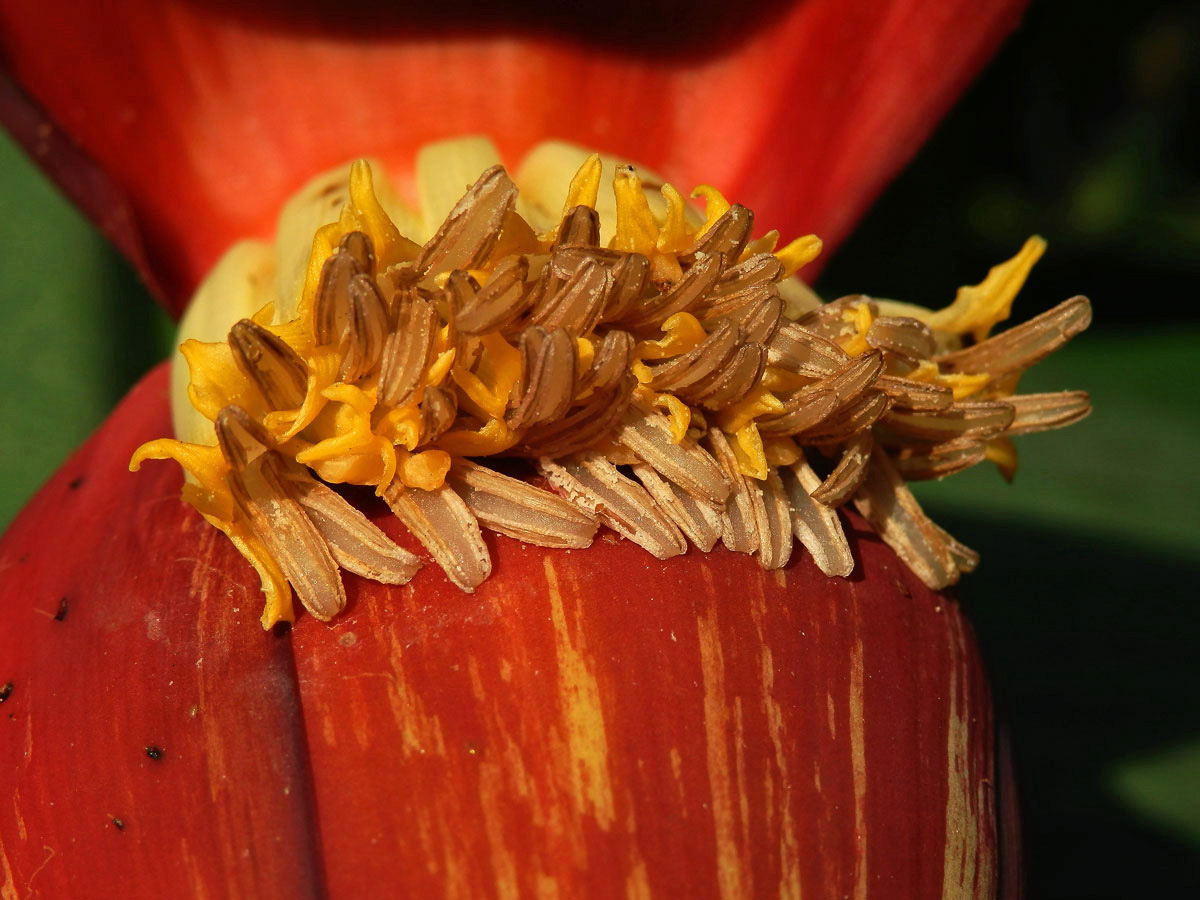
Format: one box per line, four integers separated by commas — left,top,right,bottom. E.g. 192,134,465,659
0,131,171,530
1111,739,1200,851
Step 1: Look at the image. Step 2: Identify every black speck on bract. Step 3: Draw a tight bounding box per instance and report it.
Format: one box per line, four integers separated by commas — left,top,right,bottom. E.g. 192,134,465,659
0,683,12,703
54,597,69,621
112,817,126,831
144,745,164,760
67,476,85,490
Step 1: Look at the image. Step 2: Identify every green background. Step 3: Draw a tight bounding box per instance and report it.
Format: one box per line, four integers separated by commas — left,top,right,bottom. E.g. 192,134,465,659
1,1,1197,895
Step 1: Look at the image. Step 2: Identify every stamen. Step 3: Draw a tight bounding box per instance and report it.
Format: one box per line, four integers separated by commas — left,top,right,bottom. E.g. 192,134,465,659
447,460,597,548
378,295,439,407
338,274,390,382
382,479,491,591
781,459,854,578
314,250,363,345
228,319,308,410
137,150,1093,626
413,166,517,277
539,455,686,560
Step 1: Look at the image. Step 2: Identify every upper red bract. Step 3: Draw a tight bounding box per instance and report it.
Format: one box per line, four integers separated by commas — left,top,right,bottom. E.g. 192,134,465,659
0,0,1026,313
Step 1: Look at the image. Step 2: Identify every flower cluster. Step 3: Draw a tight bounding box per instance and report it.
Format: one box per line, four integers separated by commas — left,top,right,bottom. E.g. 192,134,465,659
132,142,1091,628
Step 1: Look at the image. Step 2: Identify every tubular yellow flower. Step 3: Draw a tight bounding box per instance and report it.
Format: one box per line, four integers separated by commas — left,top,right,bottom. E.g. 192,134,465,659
132,138,1092,629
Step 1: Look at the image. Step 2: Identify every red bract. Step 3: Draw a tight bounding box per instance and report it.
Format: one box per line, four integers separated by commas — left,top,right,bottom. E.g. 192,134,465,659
0,365,1011,897
0,1,1029,896
0,0,1026,312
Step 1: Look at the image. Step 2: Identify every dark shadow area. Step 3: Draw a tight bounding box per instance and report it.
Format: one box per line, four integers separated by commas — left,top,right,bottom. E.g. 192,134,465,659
185,0,797,58
930,510,1200,898
821,0,1200,325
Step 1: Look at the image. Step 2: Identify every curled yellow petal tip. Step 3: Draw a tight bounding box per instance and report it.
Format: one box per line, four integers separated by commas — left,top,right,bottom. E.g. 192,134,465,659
564,152,602,216
690,184,731,235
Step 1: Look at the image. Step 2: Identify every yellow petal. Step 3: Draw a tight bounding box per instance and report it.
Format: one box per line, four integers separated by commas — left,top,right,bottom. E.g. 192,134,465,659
636,312,708,361
452,333,521,421
940,372,992,400
649,392,692,444
397,448,452,491
264,346,341,441
690,185,731,236
714,384,785,434
375,404,424,451
612,165,658,256
575,337,595,378
130,439,233,522
730,423,769,481
774,234,823,277
563,152,602,216
218,523,295,630
426,348,457,388
656,183,691,254
345,159,420,269
741,229,780,261
836,302,875,357
180,339,262,427
924,236,1047,341
436,417,518,456
763,436,803,467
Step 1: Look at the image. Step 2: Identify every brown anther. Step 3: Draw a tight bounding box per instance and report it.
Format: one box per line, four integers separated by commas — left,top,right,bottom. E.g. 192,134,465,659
339,230,376,274
616,409,730,504
600,252,650,323
457,256,530,335
782,459,854,577
228,319,308,410
875,376,954,411
538,455,686,560
801,391,891,445
413,166,517,277
892,438,987,481
1004,391,1092,436
680,204,753,267
690,342,767,410
448,459,597,549
767,321,848,377
882,400,1016,444
936,296,1092,376
378,296,439,408
866,316,936,362
710,253,784,301
624,252,721,330
810,431,874,507
518,374,635,458
577,329,635,394
382,480,491,592
314,251,363,345
712,291,783,346
421,385,459,443
507,327,577,431
555,205,600,248
214,406,275,472
529,258,611,336
338,274,390,382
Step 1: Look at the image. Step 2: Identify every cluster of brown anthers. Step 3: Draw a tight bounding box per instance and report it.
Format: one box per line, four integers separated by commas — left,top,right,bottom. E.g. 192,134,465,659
133,148,1092,628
